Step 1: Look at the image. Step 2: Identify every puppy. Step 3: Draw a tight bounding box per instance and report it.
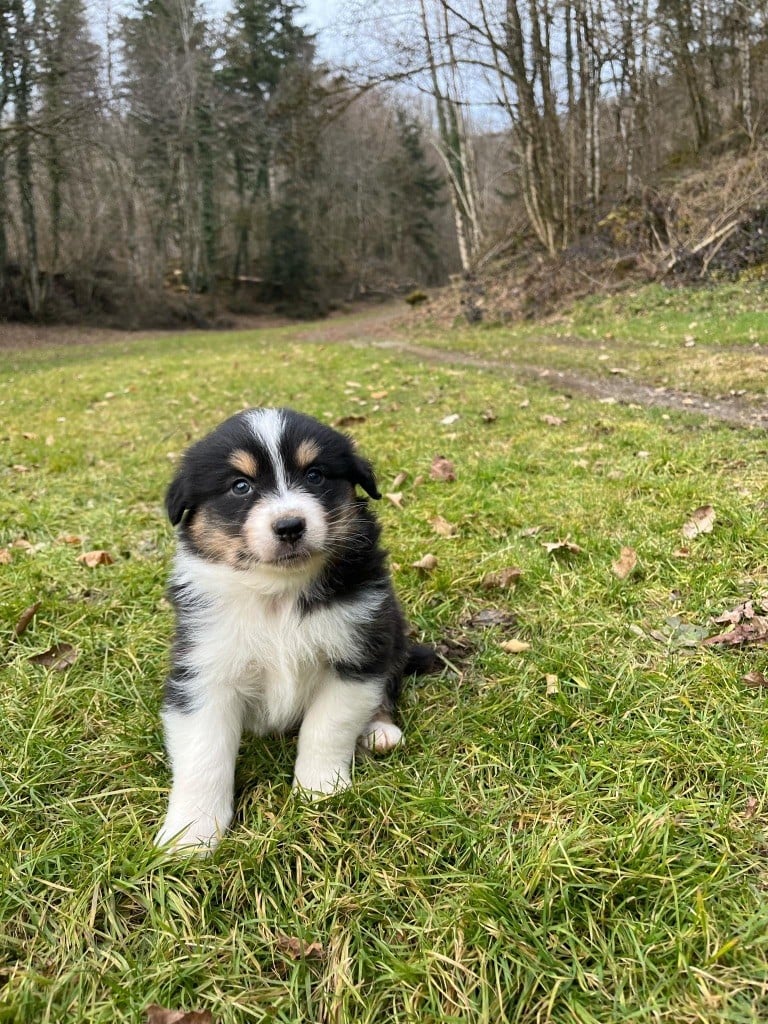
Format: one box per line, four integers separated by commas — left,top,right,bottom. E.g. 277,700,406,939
156,407,430,852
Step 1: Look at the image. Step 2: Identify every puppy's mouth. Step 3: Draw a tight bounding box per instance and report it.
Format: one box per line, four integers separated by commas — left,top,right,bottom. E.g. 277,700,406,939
265,544,320,569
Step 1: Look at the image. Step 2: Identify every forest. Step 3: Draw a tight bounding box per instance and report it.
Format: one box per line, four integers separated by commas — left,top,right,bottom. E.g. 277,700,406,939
1,0,767,324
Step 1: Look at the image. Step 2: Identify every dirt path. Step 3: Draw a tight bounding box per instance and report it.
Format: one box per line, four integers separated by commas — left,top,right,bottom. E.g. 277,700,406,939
3,304,766,430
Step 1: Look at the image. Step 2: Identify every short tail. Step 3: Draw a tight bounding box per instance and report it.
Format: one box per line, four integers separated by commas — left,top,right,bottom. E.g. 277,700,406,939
404,642,438,676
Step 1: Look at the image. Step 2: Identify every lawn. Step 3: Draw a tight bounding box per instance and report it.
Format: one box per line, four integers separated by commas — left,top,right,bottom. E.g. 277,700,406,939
2,305,768,1023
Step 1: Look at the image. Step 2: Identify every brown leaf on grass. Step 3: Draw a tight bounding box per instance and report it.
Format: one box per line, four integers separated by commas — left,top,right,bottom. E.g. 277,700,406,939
465,608,516,629
14,601,41,637
501,639,531,653
430,455,456,482
145,1006,214,1024
276,934,325,961
412,553,438,571
713,600,760,625
481,409,497,423
391,470,408,489
56,533,83,545
542,540,583,555
743,671,768,688
682,505,715,539
744,795,759,818
440,413,460,425
77,550,114,567
28,643,79,671
612,547,638,579
545,674,559,695
333,414,366,427
0,548,11,565
430,515,458,538
385,492,404,509
481,567,523,590
520,525,544,538
541,414,565,427
703,618,768,648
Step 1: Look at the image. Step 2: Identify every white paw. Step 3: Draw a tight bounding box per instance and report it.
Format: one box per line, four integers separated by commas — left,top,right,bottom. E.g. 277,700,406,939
155,809,231,854
292,762,351,797
358,720,403,754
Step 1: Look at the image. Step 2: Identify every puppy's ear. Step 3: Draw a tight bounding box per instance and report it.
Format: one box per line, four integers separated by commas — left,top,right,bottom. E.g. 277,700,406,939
166,471,190,525
349,454,381,499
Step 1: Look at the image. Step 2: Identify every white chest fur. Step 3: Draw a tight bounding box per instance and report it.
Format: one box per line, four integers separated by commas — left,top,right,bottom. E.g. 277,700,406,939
172,548,383,733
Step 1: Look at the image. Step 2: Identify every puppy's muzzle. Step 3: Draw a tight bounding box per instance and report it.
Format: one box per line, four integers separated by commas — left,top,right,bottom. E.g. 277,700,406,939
272,515,307,544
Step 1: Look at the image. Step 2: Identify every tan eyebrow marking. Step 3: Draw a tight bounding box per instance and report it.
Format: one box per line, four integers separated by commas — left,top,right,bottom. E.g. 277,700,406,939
295,439,321,469
229,449,258,477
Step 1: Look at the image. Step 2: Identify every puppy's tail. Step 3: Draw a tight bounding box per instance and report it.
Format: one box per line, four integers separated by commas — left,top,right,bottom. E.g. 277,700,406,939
404,642,438,676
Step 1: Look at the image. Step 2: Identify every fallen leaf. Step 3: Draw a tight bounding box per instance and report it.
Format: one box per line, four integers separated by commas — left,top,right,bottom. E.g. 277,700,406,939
276,934,325,961
481,409,497,423
541,414,565,427
744,795,759,818
612,546,638,579
412,474,425,488
145,1006,214,1024
56,534,83,545
465,608,516,629
78,550,114,567
430,515,458,538
430,455,456,482
14,601,41,637
649,616,709,649
385,492,404,509
543,540,583,555
333,414,366,427
501,639,530,653
391,471,408,489
412,553,438,571
682,505,715,539
545,674,559,695
743,671,768,688
12,464,30,473
440,413,460,425
703,618,768,648
21,431,37,440
369,390,388,400
28,643,79,671
0,548,11,565
482,567,523,590
520,525,544,537
713,600,759,626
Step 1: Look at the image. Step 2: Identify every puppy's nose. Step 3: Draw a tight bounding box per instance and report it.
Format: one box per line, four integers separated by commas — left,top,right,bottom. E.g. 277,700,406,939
272,516,306,543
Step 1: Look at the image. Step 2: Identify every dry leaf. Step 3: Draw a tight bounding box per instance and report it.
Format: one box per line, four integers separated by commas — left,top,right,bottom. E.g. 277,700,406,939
703,618,768,648
482,567,523,590
78,550,114,567
14,601,41,637
744,795,759,818
333,414,366,427
501,639,530,653
612,546,638,579
276,934,325,961
541,414,565,427
145,1006,214,1024
385,492,404,509
0,548,11,565
412,553,438,571
743,671,768,688
545,674,559,695
56,533,83,545
682,505,715,539
430,515,458,538
430,455,456,482
543,540,583,555
481,409,497,423
369,390,388,400
466,608,516,629
440,413,460,425
520,525,543,538
713,601,758,626
28,643,79,671
391,470,408,489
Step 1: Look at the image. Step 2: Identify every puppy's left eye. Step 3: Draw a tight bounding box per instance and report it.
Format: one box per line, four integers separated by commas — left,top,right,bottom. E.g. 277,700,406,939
231,478,252,496
305,467,324,485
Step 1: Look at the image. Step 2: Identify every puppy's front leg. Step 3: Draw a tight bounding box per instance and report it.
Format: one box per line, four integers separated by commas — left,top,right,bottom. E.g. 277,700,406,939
156,693,243,853
293,675,383,796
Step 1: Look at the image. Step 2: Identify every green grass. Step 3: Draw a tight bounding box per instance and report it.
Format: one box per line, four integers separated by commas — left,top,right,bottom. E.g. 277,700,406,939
413,280,768,400
2,309,768,1022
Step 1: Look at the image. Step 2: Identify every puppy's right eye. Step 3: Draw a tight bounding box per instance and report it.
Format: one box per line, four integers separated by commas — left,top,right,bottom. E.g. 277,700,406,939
231,479,252,496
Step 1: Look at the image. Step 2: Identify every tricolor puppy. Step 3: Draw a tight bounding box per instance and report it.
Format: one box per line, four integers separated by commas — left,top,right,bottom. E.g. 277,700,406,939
156,407,430,852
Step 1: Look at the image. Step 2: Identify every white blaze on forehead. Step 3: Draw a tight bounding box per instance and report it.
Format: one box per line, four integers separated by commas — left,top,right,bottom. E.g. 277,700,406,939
247,409,287,492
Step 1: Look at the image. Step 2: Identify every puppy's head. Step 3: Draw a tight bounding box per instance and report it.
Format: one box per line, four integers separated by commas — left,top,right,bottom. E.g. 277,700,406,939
167,408,380,577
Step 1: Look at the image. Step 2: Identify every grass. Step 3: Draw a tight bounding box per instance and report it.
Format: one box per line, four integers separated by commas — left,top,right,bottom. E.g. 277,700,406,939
413,280,768,400
2,294,768,1022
